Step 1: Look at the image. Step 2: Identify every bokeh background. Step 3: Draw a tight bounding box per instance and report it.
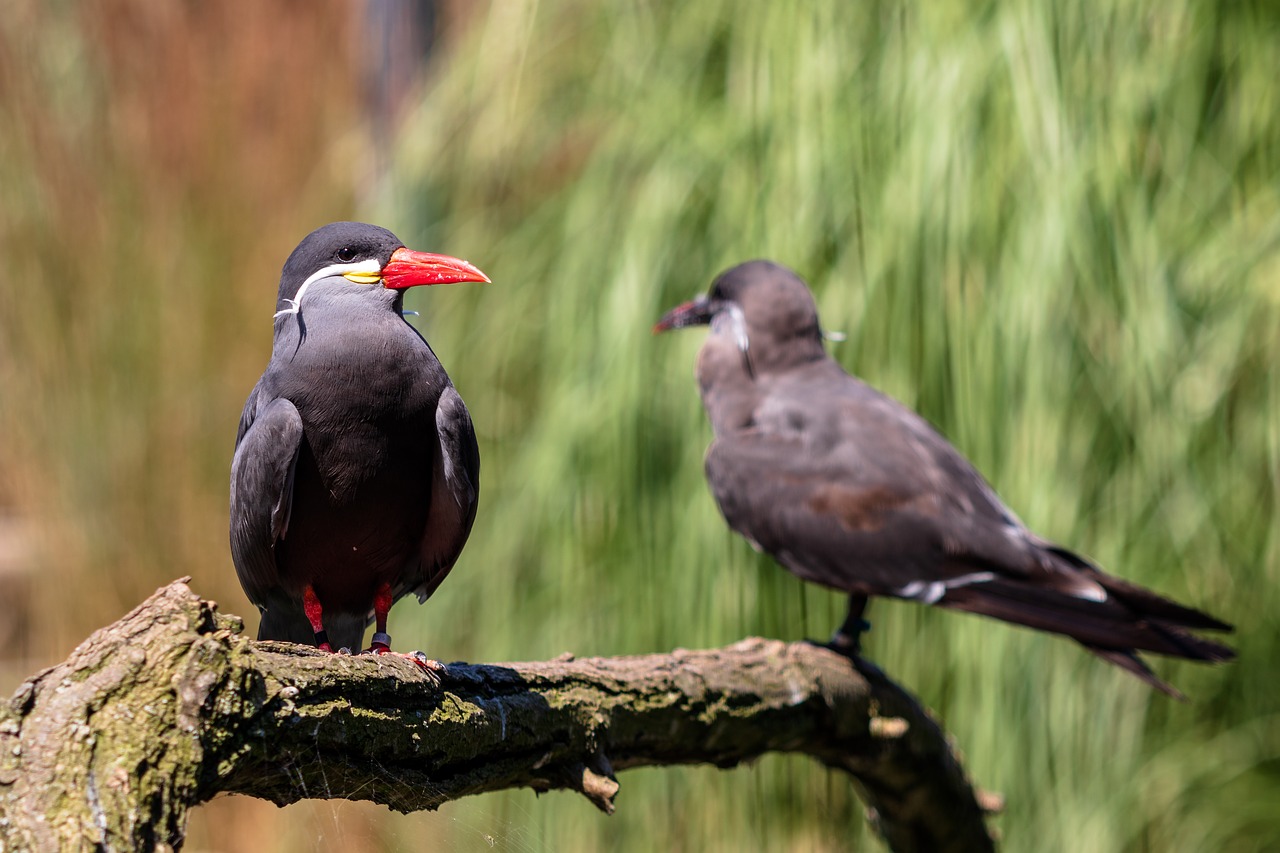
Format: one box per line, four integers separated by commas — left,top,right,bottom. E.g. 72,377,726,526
2,1,1277,850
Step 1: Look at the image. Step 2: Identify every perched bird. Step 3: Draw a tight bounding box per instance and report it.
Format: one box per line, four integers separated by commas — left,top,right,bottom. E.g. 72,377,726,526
230,222,487,658
656,260,1234,697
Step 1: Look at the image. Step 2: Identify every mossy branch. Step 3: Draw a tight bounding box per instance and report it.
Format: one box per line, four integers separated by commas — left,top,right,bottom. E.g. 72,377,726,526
0,581,997,852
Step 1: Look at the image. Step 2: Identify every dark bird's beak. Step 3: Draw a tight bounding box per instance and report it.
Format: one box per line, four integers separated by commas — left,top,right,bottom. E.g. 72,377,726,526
654,296,716,333
381,248,491,290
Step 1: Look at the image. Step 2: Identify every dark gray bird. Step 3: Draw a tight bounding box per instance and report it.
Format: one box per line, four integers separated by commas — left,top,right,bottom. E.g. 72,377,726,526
230,222,487,658
656,260,1234,698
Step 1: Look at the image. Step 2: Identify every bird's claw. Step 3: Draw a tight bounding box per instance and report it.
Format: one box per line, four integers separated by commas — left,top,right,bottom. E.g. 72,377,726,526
811,636,862,659
408,651,446,674
358,642,445,683
399,650,446,685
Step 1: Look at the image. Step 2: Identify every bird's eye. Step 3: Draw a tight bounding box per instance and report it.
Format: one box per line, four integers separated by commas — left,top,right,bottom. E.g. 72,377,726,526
336,247,358,263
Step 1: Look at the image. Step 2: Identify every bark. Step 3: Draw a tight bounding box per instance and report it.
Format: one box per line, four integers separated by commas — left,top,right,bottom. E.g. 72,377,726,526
0,581,997,852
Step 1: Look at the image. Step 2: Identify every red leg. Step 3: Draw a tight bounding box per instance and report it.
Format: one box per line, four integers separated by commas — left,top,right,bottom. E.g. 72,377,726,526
370,582,393,653
366,583,442,679
302,585,334,652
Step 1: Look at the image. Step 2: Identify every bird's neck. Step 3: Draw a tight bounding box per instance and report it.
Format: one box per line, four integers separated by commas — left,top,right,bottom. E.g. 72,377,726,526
696,339,834,437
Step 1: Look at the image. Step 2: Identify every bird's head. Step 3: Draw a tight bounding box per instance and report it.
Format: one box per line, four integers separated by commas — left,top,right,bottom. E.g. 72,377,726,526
654,260,827,378
274,222,489,321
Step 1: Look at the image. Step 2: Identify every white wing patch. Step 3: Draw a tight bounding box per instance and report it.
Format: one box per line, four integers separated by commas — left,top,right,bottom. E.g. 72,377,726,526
1071,582,1108,602
897,571,997,605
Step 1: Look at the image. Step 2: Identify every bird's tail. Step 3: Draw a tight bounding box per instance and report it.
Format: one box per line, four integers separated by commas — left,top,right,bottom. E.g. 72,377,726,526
938,551,1234,699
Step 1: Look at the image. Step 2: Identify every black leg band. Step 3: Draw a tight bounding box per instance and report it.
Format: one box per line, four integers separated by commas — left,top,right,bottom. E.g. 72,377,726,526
313,630,330,647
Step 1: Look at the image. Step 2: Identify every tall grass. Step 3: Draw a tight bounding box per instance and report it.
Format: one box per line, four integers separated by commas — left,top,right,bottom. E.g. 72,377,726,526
1,1,1276,850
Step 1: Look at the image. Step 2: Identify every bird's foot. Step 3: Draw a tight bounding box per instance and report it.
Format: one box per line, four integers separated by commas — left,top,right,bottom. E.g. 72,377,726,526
363,633,446,683
404,651,447,681
377,651,445,685
806,630,886,681
822,618,872,659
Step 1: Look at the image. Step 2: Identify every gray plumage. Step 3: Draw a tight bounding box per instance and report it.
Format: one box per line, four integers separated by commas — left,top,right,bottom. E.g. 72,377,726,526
230,222,483,652
657,260,1233,698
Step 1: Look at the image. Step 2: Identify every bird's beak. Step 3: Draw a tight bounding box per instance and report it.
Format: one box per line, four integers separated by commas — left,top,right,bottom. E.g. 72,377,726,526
654,296,716,333
381,248,491,290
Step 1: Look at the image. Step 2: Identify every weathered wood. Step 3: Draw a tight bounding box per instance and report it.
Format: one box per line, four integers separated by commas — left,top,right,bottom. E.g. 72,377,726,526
0,581,997,852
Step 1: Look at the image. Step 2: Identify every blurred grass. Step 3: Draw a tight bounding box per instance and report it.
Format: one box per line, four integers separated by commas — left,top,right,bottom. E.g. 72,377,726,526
386,1,1279,850
1,0,1278,851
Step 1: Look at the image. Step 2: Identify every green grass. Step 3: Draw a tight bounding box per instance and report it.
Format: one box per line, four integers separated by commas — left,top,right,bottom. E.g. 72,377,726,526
2,1,1277,850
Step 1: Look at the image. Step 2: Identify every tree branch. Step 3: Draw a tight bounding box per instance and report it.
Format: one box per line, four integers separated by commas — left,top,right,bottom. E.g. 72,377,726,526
0,581,997,852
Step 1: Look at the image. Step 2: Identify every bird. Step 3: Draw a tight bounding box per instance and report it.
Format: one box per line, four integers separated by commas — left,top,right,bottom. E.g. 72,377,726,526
230,221,487,660
655,260,1234,698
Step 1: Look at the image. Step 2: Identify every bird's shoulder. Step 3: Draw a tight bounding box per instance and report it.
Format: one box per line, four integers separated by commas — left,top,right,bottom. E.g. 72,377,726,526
717,361,1016,528
235,367,307,441
235,378,270,448
434,385,480,505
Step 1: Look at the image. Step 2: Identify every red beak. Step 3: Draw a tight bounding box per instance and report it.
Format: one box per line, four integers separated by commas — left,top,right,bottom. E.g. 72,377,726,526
381,247,491,290
653,296,716,333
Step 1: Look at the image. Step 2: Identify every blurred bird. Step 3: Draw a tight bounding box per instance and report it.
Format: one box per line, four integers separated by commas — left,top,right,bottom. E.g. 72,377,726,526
656,260,1234,698
230,222,486,660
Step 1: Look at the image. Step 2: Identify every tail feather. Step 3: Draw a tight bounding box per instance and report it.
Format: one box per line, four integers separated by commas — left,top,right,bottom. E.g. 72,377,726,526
1045,546,1233,632
940,580,1234,660
937,572,1235,695
1094,574,1233,632
1082,646,1185,701
1145,620,1236,662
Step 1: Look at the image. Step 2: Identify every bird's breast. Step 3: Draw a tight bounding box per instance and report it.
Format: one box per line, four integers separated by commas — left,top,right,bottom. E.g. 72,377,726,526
270,315,445,502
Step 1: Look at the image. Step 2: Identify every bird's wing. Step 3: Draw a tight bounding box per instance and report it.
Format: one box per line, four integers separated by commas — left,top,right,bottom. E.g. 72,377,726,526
705,428,970,595
404,385,480,603
229,394,303,611
708,372,1096,599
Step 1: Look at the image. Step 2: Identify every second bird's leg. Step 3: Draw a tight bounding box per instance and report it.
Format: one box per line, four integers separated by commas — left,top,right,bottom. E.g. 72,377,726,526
828,593,871,656
370,582,393,653
303,584,334,652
